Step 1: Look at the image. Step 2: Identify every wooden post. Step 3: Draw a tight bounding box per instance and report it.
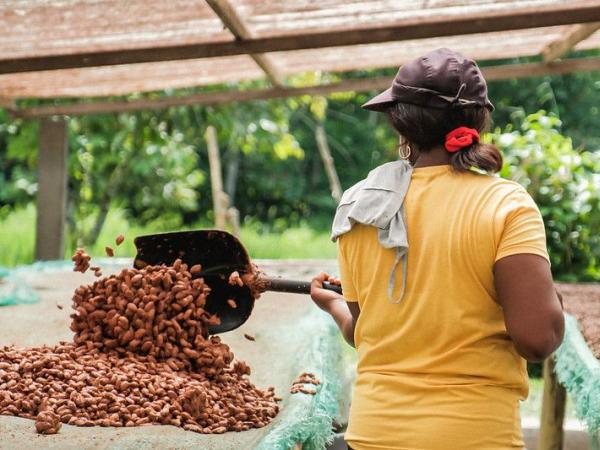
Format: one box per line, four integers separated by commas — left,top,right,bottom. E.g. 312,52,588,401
315,125,343,203
35,117,68,260
205,126,227,229
538,356,567,450
226,207,241,237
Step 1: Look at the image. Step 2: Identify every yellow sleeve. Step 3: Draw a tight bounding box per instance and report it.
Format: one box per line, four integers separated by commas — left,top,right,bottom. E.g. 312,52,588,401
337,236,359,302
495,187,550,263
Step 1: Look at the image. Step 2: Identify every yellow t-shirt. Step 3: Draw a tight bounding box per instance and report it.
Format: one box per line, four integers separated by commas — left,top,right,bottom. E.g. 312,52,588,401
339,165,549,450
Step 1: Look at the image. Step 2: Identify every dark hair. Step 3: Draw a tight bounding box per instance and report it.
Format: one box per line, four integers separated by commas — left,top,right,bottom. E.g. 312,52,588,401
387,103,503,173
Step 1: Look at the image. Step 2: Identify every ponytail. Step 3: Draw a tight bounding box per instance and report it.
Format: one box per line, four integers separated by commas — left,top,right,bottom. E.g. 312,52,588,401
451,142,503,173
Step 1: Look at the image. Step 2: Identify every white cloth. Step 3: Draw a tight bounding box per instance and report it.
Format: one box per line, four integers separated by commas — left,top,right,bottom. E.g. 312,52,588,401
331,160,413,302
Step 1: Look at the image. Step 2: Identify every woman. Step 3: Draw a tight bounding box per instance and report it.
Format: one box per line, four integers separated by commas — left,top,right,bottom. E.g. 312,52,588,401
310,49,564,450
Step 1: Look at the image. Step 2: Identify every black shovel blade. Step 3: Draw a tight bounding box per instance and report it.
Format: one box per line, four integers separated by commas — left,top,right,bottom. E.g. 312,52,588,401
133,230,254,334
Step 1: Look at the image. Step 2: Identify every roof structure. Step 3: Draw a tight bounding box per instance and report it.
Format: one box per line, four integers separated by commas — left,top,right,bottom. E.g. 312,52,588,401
2,0,600,116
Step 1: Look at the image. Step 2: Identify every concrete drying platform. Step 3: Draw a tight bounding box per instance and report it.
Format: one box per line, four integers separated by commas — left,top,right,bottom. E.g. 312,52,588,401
0,260,341,449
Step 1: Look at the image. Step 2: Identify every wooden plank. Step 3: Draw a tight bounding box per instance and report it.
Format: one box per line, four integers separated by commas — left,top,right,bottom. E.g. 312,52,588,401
35,118,68,261
538,357,566,450
250,55,285,87
11,77,390,117
11,56,600,118
542,22,600,61
205,126,228,229
484,56,600,80
3,2,600,74
206,0,284,86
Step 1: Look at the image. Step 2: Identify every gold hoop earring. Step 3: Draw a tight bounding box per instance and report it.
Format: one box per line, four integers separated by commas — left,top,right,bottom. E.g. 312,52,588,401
398,143,411,160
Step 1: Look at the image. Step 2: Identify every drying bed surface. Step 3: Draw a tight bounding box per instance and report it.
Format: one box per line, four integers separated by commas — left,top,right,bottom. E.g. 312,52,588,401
558,283,600,359
0,261,338,449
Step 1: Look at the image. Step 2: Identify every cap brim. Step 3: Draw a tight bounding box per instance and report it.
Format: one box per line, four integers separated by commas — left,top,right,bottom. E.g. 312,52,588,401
361,87,395,112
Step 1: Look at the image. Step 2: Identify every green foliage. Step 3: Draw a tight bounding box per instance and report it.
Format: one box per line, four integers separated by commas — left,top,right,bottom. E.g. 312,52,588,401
493,112,600,280
0,111,38,215
488,68,600,149
67,113,204,245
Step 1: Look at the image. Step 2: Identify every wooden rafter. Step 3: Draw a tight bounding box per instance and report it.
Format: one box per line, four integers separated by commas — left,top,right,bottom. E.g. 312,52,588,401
206,0,284,87
9,56,600,118
542,22,600,61
3,2,600,74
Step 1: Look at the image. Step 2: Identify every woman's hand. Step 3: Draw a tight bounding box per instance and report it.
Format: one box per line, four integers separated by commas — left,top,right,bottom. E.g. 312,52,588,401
310,272,358,347
310,272,344,312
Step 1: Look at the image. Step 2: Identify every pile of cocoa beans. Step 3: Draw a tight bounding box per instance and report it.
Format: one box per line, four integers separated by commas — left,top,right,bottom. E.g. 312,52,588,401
0,258,279,434
0,343,278,433
70,259,233,377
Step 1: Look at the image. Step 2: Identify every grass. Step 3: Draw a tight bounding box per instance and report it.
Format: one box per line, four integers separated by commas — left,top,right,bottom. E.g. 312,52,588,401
0,205,336,267
0,205,37,267
239,226,336,259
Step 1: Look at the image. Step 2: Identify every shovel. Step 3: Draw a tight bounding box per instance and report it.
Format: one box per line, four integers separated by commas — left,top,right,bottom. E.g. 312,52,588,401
133,230,342,334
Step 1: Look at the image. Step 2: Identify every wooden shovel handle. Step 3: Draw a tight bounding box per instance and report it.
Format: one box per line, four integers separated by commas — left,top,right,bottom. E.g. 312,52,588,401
264,277,343,295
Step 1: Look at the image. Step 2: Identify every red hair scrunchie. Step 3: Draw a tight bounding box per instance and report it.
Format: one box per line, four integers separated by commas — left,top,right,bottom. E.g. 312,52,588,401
445,127,480,152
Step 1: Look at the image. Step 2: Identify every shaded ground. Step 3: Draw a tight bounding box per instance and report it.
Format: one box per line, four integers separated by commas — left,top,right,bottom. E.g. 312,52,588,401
0,259,339,450
558,283,600,359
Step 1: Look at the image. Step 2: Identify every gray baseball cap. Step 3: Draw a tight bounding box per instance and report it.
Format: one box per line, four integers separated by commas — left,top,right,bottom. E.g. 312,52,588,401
362,48,494,112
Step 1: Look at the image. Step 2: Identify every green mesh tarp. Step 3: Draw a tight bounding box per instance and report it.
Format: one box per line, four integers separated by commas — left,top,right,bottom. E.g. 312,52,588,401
255,311,342,450
554,313,600,445
0,265,39,306
0,259,132,306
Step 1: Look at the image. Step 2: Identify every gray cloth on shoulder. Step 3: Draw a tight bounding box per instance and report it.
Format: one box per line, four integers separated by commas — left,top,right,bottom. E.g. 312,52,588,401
331,160,413,303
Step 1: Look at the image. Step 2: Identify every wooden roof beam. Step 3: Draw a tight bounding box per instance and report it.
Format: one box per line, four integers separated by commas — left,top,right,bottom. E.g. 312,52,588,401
542,22,600,61
206,0,285,87
3,2,600,74
9,56,600,119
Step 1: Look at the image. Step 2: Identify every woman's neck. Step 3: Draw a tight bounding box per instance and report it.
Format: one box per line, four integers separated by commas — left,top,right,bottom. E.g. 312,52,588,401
411,146,451,168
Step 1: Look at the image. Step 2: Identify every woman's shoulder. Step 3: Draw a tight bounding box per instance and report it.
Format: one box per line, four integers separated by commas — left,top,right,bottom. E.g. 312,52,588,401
453,171,539,214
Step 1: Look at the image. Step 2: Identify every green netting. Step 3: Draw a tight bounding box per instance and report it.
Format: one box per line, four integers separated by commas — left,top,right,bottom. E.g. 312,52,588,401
0,265,39,306
0,259,130,306
554,313,600,439
255,310,342,450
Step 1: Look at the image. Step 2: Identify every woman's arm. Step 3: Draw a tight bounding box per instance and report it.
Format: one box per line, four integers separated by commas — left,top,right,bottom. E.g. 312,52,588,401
310,272,360,347
494,254,564,362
